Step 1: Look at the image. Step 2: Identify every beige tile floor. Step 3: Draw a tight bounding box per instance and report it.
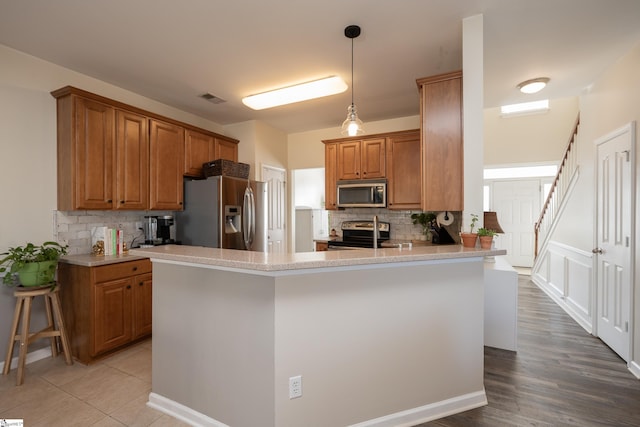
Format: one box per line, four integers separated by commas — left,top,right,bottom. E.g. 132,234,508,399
0,339,189,426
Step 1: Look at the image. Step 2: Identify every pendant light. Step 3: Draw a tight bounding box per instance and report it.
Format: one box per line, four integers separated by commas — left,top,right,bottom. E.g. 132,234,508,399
341,25,364,136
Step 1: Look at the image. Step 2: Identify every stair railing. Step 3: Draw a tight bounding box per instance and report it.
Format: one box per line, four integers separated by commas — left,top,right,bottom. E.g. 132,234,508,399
534,114,580,258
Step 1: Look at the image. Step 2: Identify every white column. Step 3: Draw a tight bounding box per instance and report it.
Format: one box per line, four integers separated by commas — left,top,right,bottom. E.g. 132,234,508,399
462,14,485,229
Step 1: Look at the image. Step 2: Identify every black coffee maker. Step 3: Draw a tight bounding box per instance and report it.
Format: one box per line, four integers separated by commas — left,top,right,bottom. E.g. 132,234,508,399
156,215,175,244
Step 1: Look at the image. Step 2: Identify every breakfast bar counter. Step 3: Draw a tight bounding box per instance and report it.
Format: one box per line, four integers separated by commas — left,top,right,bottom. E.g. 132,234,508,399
131,244,505,427
130,243,502,273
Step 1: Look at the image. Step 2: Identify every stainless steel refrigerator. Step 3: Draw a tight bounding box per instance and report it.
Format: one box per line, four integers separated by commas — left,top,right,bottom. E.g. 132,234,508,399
176,176,268,252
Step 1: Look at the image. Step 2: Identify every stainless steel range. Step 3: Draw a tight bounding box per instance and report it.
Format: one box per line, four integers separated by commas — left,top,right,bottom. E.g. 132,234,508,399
328,220,390,249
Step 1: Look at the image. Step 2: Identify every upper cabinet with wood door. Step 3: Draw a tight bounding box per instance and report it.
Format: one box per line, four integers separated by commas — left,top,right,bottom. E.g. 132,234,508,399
386,130,421,210
52,86,240,211
336,137,386,180
184,129,238,177
55,94,115,210
324,142,339,210
417,70,463,211
115,109,149,210
149,119,184,211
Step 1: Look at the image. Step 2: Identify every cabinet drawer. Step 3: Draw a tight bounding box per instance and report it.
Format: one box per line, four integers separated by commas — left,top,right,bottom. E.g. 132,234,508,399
93,259,151,283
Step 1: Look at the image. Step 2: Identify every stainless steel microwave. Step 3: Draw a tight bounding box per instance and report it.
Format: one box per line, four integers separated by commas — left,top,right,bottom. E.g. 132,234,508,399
337,180,386,208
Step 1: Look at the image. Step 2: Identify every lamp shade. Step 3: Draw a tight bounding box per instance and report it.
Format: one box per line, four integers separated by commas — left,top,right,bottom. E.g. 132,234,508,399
483,211,505,233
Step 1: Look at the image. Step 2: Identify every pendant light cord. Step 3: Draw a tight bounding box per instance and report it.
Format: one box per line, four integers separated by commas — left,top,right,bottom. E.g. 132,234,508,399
351,36,354,107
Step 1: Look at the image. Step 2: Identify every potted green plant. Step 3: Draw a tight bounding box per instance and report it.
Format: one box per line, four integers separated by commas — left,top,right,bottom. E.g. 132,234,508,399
411,212,437,239
460,213,479,248
477,227,498,249
0,241,68,287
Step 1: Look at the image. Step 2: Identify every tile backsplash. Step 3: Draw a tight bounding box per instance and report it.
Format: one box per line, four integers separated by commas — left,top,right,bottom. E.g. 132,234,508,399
54,210,173,255
328,209,461,242
55,208,462,254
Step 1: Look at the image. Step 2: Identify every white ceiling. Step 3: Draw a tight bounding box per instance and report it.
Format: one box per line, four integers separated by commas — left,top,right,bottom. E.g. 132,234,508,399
1,0,639,133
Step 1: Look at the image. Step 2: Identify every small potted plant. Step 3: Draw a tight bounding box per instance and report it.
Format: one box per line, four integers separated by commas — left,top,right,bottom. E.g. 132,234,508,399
411,212,437,240
460,213,479,248
477,227,498,249
0,241,68,287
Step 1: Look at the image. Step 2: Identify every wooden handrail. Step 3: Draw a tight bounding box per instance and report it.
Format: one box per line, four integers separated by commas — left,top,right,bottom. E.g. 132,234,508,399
534,114,580,257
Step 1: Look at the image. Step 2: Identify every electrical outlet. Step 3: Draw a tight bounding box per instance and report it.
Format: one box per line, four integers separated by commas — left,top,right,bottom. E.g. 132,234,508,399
289,375,302,399
135,221,142,231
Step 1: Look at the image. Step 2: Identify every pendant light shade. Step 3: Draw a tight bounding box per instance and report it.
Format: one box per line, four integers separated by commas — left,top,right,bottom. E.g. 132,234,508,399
341,25,364,136
342,104,364,137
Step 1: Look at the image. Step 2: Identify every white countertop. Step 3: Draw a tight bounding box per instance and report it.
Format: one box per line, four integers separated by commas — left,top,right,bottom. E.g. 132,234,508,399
59,253,148,267
129,244,506,272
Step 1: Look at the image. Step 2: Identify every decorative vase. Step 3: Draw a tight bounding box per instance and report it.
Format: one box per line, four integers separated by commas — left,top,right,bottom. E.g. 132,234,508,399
460,233,478,248
17,260,57,287
479,236,494,249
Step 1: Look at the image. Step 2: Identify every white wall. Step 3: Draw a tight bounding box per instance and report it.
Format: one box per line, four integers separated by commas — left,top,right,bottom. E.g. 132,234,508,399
293,168,325,209
287,116,419,170
0,43,229,252
542,41,640,375
484,97,579,166
0,43,230,363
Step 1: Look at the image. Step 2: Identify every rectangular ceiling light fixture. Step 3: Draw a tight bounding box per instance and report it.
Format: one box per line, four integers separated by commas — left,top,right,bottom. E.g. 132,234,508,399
500,99,549,116
242,76,347,110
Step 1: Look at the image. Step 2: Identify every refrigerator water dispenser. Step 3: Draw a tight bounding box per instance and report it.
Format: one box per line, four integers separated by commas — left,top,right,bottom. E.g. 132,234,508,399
225,205,241,234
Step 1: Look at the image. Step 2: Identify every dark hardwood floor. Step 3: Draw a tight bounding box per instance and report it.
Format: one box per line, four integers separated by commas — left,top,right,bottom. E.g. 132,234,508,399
420,276,640,427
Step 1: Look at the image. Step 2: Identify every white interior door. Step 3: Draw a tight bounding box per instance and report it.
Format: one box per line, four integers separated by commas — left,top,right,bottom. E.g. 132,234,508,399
595,123,634,362
262,165,287,254
491,179,540,267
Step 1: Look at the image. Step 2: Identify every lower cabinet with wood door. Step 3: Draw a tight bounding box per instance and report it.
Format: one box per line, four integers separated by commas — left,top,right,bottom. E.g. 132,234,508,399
58,258,152,364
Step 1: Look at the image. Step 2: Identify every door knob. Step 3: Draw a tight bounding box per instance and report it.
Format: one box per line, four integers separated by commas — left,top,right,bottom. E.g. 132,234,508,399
592,247,604,254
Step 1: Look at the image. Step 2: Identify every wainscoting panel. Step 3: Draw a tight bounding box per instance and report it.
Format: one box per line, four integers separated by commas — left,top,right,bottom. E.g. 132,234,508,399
532,241,594,333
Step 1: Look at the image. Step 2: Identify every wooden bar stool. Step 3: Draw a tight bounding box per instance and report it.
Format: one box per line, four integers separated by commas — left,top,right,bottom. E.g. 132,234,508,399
3,285,73,385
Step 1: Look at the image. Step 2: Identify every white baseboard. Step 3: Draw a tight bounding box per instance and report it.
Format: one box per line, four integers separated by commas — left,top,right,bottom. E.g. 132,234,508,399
148,389,487,427
0,347,52,372
629,360,640,379
147,392,229,427
349,390,487,427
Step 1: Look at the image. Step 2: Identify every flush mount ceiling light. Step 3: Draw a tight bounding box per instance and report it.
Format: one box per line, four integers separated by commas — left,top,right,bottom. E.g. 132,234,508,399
517,77,550,94
242,76,347,110
341,24,364,136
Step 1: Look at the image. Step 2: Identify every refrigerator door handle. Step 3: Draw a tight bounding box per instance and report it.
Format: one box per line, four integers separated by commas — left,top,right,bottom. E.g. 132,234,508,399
243,186,256,249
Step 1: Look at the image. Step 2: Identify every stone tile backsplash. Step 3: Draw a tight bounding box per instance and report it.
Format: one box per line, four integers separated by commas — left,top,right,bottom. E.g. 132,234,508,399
54,210,173,255
55,208,462,254
328,209,461,242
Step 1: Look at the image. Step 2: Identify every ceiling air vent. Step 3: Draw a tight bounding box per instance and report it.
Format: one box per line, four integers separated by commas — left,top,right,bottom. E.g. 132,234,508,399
200,93,226,104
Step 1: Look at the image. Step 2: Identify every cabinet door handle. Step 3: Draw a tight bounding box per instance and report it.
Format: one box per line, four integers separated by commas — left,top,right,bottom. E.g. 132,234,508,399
139,282,144,286
120,200,125,204
107,199,113,203
126,285,131,289
132,267,138,271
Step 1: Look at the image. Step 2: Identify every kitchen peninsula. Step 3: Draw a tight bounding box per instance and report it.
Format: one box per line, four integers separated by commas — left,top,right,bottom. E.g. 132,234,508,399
131,244,505,427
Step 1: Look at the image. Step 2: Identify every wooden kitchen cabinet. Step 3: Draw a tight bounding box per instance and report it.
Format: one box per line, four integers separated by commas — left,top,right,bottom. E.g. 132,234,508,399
149,119,184,210
337,138,386,180
324,132,414,210
58,258,153,364
386,130,421,210
184,129,239,177
55,94,115,210
215,138,239,164
417,70,463,211
315,241,329,251
324,142,338,210
52,86,241,211
115,109,149,210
